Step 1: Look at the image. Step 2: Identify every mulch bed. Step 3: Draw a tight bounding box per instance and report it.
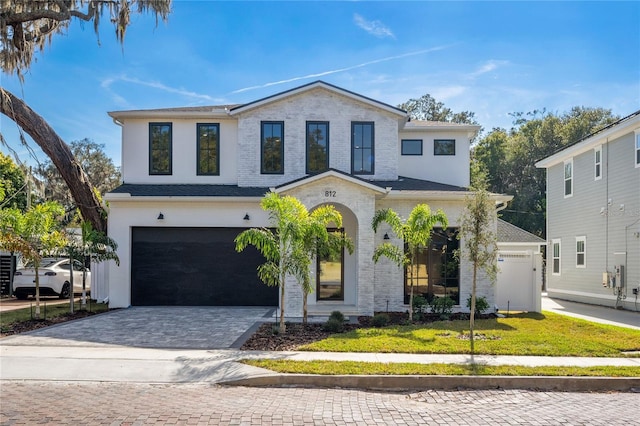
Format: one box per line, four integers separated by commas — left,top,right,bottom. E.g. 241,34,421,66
241,312,496,351
0,310,99,338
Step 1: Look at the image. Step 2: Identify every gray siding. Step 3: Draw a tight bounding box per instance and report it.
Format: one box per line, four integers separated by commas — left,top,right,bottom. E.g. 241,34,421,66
547,132,640,308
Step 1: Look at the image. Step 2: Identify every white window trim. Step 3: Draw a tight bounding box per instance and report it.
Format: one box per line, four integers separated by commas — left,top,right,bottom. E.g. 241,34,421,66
594,146,602,180
552,239,561,276
575,236,586,268
563,158,573,198
635,131,640,168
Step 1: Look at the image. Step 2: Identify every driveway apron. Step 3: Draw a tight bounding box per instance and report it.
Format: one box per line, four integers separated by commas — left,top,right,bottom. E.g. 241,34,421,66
1,306,275,349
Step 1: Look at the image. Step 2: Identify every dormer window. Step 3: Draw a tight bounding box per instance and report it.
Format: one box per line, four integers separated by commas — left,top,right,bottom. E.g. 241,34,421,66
352,122,374,175
149,123,172,175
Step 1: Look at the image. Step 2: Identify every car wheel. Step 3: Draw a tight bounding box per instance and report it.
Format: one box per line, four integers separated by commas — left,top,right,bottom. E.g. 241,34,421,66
15,291,28,300
59,283,71,299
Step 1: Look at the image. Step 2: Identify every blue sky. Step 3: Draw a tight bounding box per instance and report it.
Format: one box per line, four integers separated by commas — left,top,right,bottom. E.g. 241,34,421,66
1,0,639,167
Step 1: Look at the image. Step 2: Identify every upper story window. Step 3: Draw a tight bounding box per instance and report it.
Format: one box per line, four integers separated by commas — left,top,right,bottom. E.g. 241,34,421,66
352,122,374,175
564,158,573,197
261,121,284,174
635,132,640,167
434,139,455,156
306,121,329,174
149,123,172,175
197,123,220,175
401,139,423,155
576,236,586,268
552,239,561,275
594,146,602,180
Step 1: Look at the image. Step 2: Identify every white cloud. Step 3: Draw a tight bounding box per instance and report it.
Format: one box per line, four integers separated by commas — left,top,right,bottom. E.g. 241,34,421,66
353,13,395,39
468,60,510,78
232,46,452,94
101,75,221,106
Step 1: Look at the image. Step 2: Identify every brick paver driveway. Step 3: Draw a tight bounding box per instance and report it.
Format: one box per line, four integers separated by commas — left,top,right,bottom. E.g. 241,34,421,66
1,382,638,425
3,306,274,349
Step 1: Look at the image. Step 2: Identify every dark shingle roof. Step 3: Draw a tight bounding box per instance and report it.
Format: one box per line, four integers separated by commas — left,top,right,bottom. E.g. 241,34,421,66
110,175,469,198
109,184,269,197
497,219,545,244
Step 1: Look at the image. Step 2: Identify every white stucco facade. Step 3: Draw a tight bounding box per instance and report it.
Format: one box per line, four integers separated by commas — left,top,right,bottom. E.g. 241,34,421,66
104,81,509,317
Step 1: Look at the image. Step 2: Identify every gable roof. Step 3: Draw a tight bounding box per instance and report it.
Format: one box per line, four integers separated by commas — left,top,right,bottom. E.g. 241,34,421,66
497,219,545,244
536,109,640,168
229,80,408,117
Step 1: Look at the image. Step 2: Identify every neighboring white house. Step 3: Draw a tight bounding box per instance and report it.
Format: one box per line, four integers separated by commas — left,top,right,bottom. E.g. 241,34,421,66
104,81,511,317
536,110,640,311
496,219,545,313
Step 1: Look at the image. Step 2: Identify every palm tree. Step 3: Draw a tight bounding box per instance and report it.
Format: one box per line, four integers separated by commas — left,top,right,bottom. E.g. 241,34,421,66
372,204,448,321
235,192,309,333
67,221,119,309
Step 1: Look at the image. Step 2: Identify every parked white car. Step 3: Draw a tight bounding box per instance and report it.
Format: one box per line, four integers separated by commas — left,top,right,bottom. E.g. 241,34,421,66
13,258,90,300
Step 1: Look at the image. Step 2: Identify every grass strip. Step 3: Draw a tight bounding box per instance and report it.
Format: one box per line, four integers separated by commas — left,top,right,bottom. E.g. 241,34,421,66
242,359,640,377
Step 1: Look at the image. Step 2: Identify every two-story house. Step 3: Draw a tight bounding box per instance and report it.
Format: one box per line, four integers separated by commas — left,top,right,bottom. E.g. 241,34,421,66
536,110,640,311
104,81,511,317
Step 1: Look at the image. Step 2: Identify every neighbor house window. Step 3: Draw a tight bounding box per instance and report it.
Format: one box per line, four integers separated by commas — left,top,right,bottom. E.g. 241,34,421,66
594,146,602,180
351,122,374,175
576,236,586,268
306,121,329,173
261,121,284,174
552,239,561,275
149,123,172,175
434,139,455,156
401,139,423,155
197,123,220,175
636,132,640,167
564,159,573,197
404,228,460,305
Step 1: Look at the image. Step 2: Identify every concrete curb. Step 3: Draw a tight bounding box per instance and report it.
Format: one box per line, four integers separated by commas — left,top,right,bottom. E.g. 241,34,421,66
221,374,640,392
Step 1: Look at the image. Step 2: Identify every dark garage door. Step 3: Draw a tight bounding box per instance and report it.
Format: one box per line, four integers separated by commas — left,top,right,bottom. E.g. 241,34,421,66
131,227,278,306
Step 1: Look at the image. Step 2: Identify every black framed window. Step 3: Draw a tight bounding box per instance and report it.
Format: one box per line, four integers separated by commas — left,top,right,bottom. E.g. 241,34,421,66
149,123,172,175
401,139,423,155
306,121,329,173
434,139,455,156
352,122,374,175
404,228,459,305
261,121,284,174
197,123,220,175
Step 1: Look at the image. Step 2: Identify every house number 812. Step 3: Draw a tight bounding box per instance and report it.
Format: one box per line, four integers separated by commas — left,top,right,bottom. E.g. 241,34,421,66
324,190,336,197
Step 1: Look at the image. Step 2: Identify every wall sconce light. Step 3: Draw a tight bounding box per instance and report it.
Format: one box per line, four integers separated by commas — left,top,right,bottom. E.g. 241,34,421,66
619,204,625,211
243,213,250,221
599,207,606,216
383,233,390,240
157,212,164,220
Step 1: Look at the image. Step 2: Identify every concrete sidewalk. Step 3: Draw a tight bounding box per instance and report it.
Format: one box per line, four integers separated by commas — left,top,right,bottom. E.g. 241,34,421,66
542,295,640,330
2,343,639,390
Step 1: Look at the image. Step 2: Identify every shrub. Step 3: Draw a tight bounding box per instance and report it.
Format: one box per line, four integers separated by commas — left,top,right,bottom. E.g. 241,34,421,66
329,310,345,322
323,317,344,333
430,296,455,319
466,295,490,315
371,313,390,327
411,295,428,320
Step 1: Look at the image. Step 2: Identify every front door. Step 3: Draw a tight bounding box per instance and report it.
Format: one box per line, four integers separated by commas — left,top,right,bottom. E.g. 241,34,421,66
316,228,344,301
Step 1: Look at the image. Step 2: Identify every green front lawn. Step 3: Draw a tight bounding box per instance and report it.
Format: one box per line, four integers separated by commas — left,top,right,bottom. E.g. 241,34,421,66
300,312,640,357
243,360,640,377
